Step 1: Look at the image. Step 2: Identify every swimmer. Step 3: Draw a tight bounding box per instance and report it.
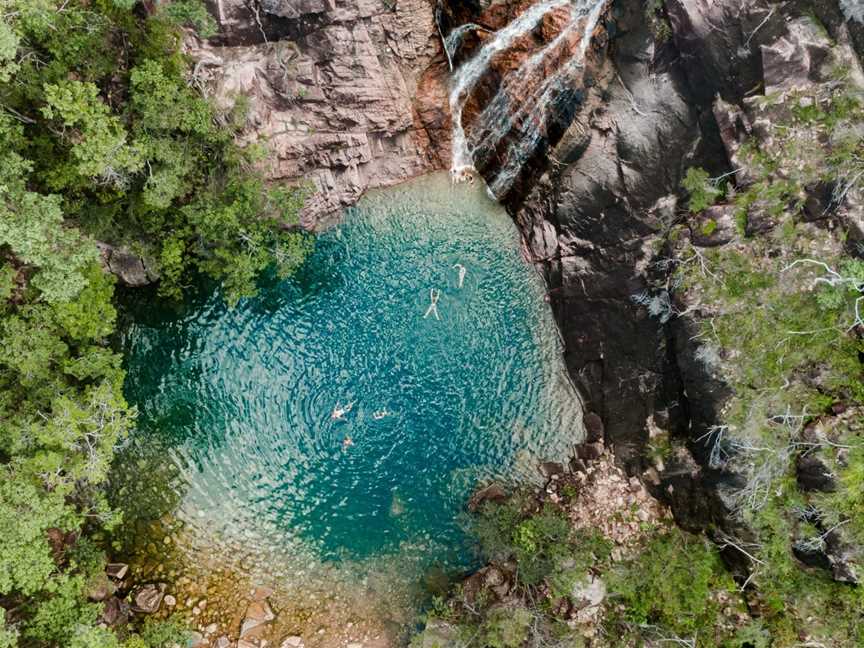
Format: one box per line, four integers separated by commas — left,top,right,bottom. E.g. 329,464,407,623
423,288,441,320
372,409,389,420
342,435,354,450
331,401,355,420
453,263,466,288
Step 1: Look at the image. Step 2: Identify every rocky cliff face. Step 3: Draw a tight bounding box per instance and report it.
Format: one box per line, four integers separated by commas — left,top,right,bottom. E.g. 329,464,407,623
194,0,864,589
189,0,451,228
504,0,706,469
503,0,864,588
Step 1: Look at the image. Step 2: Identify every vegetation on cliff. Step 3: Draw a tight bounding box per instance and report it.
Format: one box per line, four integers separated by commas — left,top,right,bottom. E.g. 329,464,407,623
670,94,864,645
415,14,864,647
663,59,864,644
415,477,758,648
0,1,309,645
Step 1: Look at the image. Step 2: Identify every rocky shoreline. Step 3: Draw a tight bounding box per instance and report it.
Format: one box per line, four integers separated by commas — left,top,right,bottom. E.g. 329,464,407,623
100,0,864,644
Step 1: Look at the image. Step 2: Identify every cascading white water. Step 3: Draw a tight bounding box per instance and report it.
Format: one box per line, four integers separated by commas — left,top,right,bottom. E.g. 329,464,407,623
443,23,483,62
447,0,607,194
468,6,591,165
487,0,608,196
448,0,571,180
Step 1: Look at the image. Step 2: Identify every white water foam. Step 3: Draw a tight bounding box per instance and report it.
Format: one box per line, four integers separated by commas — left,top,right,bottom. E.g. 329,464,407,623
443,23,483,63
488,0,607,196
447,0,607,195
448,0,572,180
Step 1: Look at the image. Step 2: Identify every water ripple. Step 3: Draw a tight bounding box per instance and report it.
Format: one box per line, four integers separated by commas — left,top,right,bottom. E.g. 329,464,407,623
117,172,583,580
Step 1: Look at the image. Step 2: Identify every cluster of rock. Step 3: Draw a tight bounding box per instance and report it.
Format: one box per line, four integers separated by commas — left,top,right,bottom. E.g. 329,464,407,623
456,411,670,639
88,562,133,627
93,567,314,648
90,567,188,632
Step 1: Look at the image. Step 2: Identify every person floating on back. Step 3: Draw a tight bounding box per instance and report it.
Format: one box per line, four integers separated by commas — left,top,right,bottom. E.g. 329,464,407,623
331,401,355,421
453,263,466,288
423,288,441,320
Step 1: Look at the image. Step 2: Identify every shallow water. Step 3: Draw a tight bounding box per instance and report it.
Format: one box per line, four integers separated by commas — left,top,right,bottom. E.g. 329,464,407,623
116,173,582,614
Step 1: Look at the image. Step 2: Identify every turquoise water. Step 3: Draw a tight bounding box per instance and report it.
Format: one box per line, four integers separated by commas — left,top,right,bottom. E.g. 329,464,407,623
118,173,581,583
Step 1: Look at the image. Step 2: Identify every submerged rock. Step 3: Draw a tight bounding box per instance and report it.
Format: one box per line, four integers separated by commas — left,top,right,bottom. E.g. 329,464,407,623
240,599,276,638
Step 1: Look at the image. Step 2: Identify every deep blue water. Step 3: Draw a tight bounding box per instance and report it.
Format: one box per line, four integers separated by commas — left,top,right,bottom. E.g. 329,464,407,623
118,173,581,580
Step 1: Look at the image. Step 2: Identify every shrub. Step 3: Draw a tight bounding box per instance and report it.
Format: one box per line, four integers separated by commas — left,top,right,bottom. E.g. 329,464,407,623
605,530,736,639
475,499,573,586
682,167,725,213
482,606,532,648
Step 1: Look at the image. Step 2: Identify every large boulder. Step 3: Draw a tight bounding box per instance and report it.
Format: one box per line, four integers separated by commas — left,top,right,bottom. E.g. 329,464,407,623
467,482,508,513
665,0,785,103
100,597,130,627
130,583,166,614
97,242,158,288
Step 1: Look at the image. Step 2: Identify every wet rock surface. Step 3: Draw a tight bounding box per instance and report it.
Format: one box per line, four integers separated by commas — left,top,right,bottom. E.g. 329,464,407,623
510,0,702,470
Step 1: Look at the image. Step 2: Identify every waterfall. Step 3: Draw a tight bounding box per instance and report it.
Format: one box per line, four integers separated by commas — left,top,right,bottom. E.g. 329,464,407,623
447,0,607,194
448,0,572,181
443,23,483,64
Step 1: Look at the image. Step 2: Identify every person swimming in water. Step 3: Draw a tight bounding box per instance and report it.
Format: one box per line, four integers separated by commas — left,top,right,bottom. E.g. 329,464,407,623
372,409,389,420
423,288,441,320
342,435,354,450
331,401,355,421
453,263,467,288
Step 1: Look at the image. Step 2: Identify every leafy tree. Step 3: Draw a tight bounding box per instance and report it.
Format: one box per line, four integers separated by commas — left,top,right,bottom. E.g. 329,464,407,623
0,0,311,644
606,530,737,640
41,80,144,185
0,609,18,648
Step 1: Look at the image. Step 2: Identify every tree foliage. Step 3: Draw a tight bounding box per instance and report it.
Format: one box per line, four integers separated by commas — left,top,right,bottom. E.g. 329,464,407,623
0,0,311,644
682,167,725,214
